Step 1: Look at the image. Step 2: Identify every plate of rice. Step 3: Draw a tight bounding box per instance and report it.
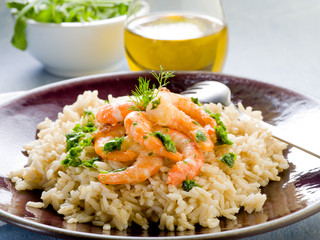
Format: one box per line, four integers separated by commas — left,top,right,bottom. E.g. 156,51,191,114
0,71,319,239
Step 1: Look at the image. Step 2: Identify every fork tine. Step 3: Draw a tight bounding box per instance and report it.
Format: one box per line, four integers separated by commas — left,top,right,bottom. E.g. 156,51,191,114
181,90,197,94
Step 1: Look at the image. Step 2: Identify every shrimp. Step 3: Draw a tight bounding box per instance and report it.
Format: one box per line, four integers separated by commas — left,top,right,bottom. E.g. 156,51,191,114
124,111,183,162
146,95,214,152
159,89,217,144
98,151,164,184
94,123,138,162
96,101,135,124
154,126,204,185
160,89,217,128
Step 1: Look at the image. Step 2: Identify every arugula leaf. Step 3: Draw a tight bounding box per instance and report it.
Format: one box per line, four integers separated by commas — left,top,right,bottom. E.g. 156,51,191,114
11,17,27,50
7,0,131,50
219,152,237,168
154,131,177,153
182,180,201,192
102,136,124,152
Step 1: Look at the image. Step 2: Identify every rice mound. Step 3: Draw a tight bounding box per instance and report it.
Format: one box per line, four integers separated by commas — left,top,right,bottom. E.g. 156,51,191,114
9,90,289,231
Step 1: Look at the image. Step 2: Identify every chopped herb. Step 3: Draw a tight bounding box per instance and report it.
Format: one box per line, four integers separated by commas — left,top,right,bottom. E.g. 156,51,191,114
100,167,127,174
82,121,97,133
191,97,201,106
209,112,224,127
193,154,197,158
65,132,85,151
62,114,98,167
84,110,95,118
133,122,138,126
182,160,188,164
162,126,169,133
61,146,83,167
129,66,173,111
81,157,99,168
148,152,153,156
209,112,233,146
79,137,94,147
73,120,96,133
143,135,148,139
151,97,161,110
154,131,177,153
102,136,124,152
215,125,233,145
182,180,201,192
195,130,207,143
111,167,127,173
192,121,201,126
220,152,237,168
65,123,96,151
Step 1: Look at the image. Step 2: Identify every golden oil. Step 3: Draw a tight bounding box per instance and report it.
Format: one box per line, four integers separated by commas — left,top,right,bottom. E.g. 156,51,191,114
124,13,228,72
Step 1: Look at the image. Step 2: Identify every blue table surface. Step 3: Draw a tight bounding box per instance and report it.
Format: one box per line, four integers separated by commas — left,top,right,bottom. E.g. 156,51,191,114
1,0,320,239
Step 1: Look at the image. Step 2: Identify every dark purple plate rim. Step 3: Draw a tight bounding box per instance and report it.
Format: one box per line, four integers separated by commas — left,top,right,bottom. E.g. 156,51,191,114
0,71,319,240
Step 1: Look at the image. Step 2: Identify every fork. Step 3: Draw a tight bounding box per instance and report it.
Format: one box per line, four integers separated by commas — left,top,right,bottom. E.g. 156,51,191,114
182,80,320,158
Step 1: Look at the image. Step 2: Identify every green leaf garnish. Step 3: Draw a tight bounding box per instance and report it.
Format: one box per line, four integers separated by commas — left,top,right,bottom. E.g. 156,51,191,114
65,132,85,152
219,152,237,168
102,136,124,152
62,112,97,167
129,66,173,111
151,98,161,110
81,157,100,168
182,180,201,192
192,121,201,126
209,113,233,145
191,97,201,106
61,146,83,167
195,130,207,143
215,125,233,145
154,131,177,153
84,110,95,119
100,167,127,174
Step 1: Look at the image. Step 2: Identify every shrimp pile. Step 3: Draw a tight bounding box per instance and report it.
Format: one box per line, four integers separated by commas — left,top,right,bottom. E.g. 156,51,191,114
94,88,218,186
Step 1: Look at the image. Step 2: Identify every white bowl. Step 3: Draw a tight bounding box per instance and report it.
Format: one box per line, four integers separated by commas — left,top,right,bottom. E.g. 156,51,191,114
25,16,126,77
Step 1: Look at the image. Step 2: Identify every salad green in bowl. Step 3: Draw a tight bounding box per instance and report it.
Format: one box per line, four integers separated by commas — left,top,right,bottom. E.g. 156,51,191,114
7,0,131,77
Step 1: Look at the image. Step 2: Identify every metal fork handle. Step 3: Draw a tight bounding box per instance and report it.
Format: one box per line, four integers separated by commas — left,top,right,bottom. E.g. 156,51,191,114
237,106,320,158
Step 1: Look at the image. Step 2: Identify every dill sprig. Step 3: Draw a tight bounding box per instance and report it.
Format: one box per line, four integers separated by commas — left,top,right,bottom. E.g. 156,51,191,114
129,67,174,111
